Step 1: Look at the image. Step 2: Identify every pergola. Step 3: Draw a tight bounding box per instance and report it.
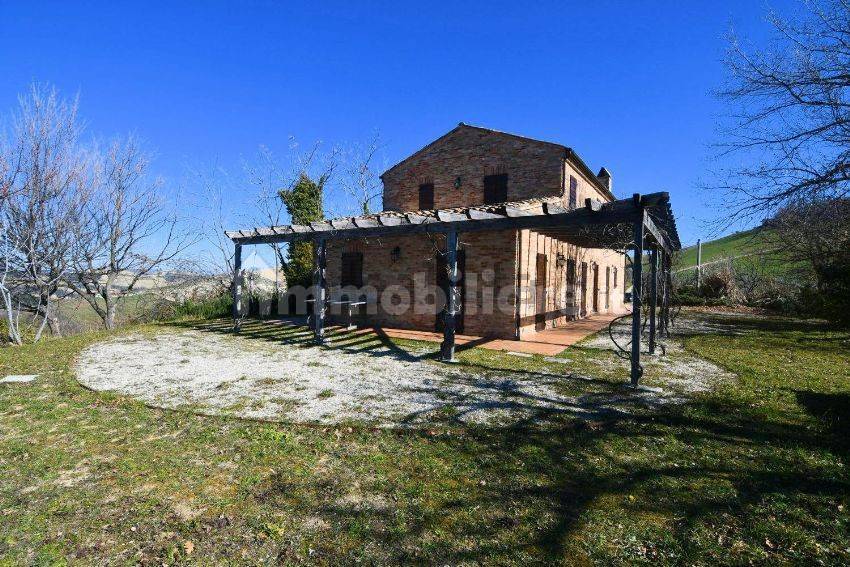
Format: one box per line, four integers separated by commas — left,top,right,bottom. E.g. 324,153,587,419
226,191,681,386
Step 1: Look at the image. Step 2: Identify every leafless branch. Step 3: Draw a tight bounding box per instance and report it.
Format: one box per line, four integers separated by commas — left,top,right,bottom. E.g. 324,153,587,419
714,0,850,222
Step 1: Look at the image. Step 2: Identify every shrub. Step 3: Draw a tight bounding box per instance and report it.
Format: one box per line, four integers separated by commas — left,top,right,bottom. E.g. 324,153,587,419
698,264,745,303
171,293,233,320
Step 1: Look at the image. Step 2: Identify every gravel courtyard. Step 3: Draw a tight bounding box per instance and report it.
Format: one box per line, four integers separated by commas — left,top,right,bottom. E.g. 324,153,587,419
75,320,731,426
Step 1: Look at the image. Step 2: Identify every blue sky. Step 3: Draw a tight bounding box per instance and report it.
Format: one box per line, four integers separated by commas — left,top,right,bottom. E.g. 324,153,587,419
1,1,796,250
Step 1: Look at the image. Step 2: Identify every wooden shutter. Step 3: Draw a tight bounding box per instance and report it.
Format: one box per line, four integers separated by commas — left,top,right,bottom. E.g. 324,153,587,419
418,183,434,210
566,258,576,285
341,252,363,287
483,174,508,204
569,176,578,209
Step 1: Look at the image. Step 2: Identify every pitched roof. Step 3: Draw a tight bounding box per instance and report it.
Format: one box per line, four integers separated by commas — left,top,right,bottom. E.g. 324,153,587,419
380,123,616,201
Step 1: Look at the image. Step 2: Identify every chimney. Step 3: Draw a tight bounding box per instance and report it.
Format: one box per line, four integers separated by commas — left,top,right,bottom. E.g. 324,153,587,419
597,167,612,193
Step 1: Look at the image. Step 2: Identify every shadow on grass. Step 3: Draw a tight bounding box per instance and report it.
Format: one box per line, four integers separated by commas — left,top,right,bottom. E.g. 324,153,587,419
184,316,846,562
795,390,850,446
247,399,850,564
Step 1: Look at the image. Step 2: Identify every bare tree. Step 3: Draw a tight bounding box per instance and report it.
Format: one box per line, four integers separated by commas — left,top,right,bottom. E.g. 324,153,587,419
66,136,195,330
339,131,384,215
717,0,850,220
1,84,90,340
185,160,243,284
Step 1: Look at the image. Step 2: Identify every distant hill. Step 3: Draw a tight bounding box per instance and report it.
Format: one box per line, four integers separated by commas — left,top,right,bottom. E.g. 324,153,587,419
672,226,799,276
676,227,768,270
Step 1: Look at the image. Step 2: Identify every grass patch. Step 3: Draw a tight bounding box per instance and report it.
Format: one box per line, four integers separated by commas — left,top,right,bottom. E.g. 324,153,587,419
0,314,847,563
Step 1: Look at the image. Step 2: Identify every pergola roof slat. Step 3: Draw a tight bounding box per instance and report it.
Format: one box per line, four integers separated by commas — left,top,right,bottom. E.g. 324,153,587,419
437,210,470,222
330,218,355,230
353,217,380,228
378,214,402,226
468,208,505,220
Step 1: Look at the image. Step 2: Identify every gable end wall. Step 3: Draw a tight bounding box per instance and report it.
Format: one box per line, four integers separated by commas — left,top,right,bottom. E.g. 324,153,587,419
381,127,566,211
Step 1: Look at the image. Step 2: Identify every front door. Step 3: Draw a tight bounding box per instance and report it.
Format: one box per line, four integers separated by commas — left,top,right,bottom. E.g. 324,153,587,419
580,262,588,317
436,249,465,333
593,264,600,312
535,253,547,331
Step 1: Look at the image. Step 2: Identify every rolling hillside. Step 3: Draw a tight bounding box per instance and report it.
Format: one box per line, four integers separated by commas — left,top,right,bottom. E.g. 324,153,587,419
674,227,778,273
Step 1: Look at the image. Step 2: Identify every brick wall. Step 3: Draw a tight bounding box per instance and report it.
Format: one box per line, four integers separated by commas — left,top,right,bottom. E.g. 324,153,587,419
325,230,519,339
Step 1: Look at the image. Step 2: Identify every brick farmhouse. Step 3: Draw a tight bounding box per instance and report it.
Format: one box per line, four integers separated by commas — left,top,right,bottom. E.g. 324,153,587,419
324,123,628,340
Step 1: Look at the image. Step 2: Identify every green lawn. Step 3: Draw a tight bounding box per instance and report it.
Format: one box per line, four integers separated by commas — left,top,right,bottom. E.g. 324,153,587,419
0,314,848,564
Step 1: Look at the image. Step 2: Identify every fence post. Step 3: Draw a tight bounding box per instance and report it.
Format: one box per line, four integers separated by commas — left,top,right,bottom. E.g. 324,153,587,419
696,238,702,289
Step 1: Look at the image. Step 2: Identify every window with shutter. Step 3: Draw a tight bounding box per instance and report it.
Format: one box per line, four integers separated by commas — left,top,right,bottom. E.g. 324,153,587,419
418,183,434,210
483,174,508,204
569,176,578,209
341,252,363,287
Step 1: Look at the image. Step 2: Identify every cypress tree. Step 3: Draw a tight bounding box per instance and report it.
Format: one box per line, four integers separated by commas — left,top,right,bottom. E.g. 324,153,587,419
279,173,324,288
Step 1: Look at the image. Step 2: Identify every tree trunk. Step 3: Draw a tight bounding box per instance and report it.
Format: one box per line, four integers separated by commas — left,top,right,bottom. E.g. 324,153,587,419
105,296,116,330
34,290,61,341
46,313,61,337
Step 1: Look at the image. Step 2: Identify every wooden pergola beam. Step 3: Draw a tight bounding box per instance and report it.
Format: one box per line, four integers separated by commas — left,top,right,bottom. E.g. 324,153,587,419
225,193,679,252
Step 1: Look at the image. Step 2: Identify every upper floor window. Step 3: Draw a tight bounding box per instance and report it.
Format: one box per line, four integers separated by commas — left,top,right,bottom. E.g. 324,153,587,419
418,183,434,210
613,267,618,288
569,176,578,209
483,174,508,204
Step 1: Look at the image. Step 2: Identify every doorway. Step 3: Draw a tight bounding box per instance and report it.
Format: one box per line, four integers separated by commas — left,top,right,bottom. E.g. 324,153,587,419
580,262,588,317
592,264,600,312
535,253,547,331
436,249,465,333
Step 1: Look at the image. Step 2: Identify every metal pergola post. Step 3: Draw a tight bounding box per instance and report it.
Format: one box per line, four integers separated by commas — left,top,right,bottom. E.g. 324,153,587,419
631,207,645,386
313,238,327,344
440,228,459,362
660,250,671,338
232,243,243,330
648,246,658,354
